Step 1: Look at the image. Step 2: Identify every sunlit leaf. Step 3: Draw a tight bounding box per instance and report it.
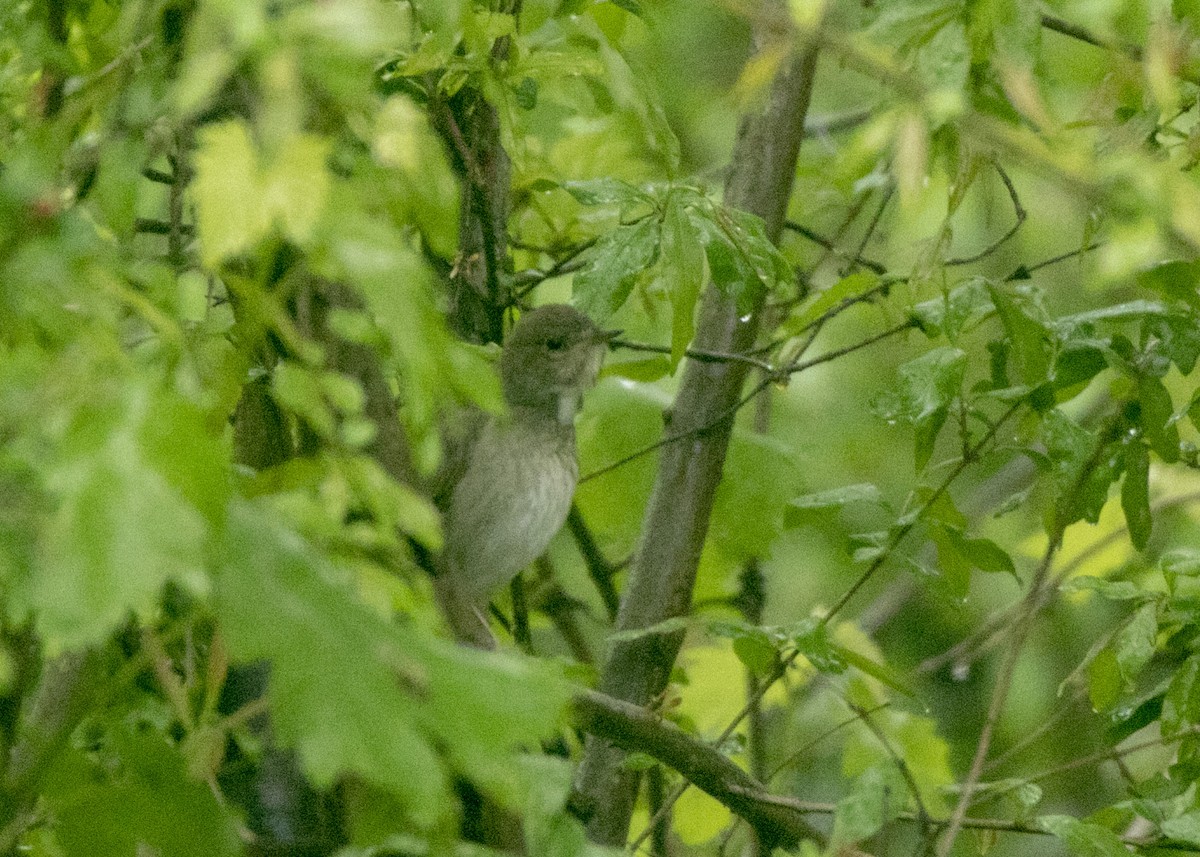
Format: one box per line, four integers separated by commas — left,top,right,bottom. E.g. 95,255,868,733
1121,441,1152,550
193,121,267,266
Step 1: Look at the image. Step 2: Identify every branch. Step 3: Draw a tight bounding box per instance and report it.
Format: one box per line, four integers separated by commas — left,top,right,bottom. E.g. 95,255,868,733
575,29,822,847
0,649,110,850
935,413,1124,857
571,690,820,850
611,338,778,374
566,505,621,622
1039,14,1141,60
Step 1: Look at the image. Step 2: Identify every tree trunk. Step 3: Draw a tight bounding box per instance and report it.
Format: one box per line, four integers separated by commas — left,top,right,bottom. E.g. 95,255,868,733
575,32,821,846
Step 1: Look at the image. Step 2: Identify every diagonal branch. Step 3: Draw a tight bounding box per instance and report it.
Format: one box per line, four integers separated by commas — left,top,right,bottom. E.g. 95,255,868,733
573,25,822,847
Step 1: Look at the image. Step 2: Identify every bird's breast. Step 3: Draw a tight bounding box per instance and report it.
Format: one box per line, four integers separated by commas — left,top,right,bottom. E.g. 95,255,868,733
444,417,578,602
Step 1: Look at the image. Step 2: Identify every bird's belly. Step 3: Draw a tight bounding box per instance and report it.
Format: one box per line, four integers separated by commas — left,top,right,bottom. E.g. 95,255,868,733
445,423,577,601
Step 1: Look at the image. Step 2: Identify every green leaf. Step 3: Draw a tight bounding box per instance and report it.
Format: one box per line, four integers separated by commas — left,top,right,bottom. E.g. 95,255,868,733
702,232,757,310
1162,549,1200,593
732,631,778,677
785,483,884,526
874,347,967,424
1041,409,1118,527
1163,655,1200,737
601,355,671,381
1088,645,1122,712
1138,376,1180,463
661,196,704,370
573,218,660,321
274,362,337,439
988,283,1052,386
138,393,230,529
1053,345,1108,392
834,645,917,698
790,619,847,674
792,272,880,334
218,505,447,825
910,277,992,339
1115,602,1158,684
727,208,792,291
46,723,241,857
1162,811,1200,846
193,120,267,266
562,178,650,207
1036,815,1130,857
1060,576,1147,601
872,347,966,471
90,138,144,235
929,524,972,598
1151,314,1200,374
831,765,905,848
945,528,1016,575
33,391,208,650
1121,441,1152,550
263,133,331,246
1136,259,1200,310
216,503,572,825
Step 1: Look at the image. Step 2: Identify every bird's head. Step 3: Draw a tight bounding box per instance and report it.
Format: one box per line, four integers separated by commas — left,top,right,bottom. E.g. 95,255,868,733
500,304,619,423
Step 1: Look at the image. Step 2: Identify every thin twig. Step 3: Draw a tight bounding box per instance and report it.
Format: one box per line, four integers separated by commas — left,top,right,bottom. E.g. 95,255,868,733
934,535,1061,857
738,793,1181,846
1039,13,1140,60
567,505,621,621
847,701,931,827
766,702,892,783
613,339,778,374
945,163,1026,266
1005,242,1102,281
142,167,174,185
915,489,1200,678
784,319,915,375
935,414,1123,857
627,401,1020,853
785,220,887,274
511,237,597,296
849,184,893,274
584,320,910,484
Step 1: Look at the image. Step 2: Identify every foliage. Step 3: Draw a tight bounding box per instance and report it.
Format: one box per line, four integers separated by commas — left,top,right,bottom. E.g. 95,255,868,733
5,0,1200,856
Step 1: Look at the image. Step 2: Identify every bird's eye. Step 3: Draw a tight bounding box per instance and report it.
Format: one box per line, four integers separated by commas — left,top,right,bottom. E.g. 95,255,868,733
545,336,566,351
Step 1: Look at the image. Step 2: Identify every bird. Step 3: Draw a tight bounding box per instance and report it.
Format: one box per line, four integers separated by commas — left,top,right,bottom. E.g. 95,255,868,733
432,304,618,646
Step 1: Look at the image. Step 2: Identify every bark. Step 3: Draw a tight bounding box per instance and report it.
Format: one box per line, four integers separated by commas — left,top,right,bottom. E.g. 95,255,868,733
575,35,821,846
0,648,110,849
573,690,822,850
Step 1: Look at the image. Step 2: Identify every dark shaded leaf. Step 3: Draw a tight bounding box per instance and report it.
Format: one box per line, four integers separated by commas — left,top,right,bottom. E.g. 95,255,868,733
989,283,1052,386
1138,376,1180,463
1121,441,1152,550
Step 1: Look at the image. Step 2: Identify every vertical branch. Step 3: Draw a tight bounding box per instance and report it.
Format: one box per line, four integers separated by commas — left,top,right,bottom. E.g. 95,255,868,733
738,561,769,786
167,127,192,274
575,27,821,846
0,649,110,850
434,90,510,344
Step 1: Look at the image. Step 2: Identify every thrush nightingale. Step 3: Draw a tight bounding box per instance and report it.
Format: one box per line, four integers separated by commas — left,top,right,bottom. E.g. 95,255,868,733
433,304,617,646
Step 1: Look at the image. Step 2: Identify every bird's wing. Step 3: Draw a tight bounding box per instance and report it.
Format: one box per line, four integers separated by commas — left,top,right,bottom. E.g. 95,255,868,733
429,405,491,510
